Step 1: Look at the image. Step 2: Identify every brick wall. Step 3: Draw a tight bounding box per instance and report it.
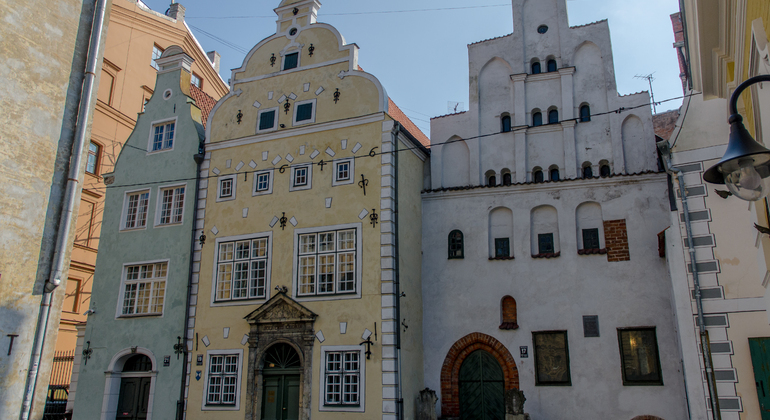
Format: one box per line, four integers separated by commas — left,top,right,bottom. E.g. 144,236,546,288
604,219,630,262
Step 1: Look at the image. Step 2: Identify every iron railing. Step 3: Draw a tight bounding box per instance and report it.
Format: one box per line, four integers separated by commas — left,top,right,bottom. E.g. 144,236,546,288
43,350,74,420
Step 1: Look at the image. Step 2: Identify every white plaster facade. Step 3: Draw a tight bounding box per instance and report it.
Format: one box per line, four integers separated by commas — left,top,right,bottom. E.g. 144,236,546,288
421,0,687,418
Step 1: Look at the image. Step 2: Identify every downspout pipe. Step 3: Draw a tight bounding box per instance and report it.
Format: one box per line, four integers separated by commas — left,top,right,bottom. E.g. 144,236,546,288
391,123,404,420
178,145,205,419
21,0,108,418
661,143,721,420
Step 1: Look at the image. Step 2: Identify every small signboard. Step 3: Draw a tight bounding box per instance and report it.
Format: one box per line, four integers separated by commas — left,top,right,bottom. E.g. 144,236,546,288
163,355,170,367
520,346,528,358
196,354,203,366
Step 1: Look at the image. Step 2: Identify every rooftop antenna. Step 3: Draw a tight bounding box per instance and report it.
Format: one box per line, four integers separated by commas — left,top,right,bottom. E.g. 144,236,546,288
447,101,464,114
634,73,657,114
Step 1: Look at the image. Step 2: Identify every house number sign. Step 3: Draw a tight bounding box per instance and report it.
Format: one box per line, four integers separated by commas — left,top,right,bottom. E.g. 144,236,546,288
520,346,528,358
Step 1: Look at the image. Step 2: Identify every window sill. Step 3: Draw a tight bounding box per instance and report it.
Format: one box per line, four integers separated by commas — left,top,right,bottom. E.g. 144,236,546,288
578,248,607,255
214,297,267,304
323,404,361,408
489,256,514,260
120,226,148,233
531,252,560,259
118,313,162,319
499,322,519,330
448,256,464,260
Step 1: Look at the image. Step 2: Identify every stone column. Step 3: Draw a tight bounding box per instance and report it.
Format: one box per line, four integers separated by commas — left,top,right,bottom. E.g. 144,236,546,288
510,74,527,127
558,67,575,120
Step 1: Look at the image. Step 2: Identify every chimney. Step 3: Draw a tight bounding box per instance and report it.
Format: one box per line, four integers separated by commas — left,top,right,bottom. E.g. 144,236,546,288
167,2,186,22
207,51,221,74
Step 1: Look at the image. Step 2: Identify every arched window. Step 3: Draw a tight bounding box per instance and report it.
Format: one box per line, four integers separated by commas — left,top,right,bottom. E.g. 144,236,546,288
123,354,152,372
533,169,544,183
488,175,497,186
548,109,559,124
532,112,542,127
600,164,611,177
583,164,593,178
531,62,541,74
501,115,512,132
448,230,464,259
580,104,591,122
500,296,518,329
547,59,557,72
502,172,512,186
550,168,560,181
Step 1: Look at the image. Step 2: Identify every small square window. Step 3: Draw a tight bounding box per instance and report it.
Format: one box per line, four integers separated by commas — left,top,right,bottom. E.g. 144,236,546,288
191,73,202,89
150,120,176,152
618,328,663,385
256,173,270,192
151,45,164,70
337,162,350,181
258,109,277,132
295,168,307,186
283,52,299,70
332,159,355,186
538,233,554,254
494,238,510,258
157,185,185,225
533,331,571,385
297,103,313,122
86,142,100,175
448,230,464,259
122,190,150,230
290,165,312,191
582,228,600,249
218,176,236,201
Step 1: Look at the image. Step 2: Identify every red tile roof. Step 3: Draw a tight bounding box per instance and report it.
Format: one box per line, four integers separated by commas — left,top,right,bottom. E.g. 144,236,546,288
387,98,430,147
190,84,218,128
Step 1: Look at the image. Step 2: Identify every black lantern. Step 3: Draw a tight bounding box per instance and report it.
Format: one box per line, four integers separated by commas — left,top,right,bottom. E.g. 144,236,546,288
703,75,770,201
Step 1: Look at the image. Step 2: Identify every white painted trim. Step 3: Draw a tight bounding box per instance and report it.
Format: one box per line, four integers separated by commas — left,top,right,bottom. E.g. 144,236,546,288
209,231,273,307
216,175,237,202
115,259,170,319
146,116,179,155
292,98,317,127
153,182,188,227
291,223,363,302
256,107,280,134
290,163,313,192
100,348,158,420
233,58,350,86
332,158,355,187
120,188,152,232
281,49,302,71
252,170,274,196
206,113,385,149
318,345,366,413
201,349,245,411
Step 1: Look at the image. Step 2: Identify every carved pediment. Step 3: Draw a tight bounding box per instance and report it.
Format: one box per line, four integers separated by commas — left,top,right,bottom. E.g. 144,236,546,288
245,292,316,324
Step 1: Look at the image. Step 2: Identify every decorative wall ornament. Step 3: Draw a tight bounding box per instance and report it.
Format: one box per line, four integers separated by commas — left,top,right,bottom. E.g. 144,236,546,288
369,209,378,228
199,233,206,246
284,100,291,115
333,88,340,104
359,336,374,360
317,160,327,171
236,110,243,124
270,53,276,67
308,44,315,56
358,174,369,195
280,212,288,230
174,336,184,359
82,341,93,365
292,7,298,15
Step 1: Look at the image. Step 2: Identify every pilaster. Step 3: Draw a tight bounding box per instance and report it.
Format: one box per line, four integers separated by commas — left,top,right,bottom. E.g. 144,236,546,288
561,120,577,178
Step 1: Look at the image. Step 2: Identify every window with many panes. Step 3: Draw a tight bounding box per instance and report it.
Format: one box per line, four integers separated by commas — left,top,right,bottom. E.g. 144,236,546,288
157,186,185,225
538,233,554,254
533,331,571,385
324,351,360,406
291,165,312,191
253,171,272,196
333,159,355,186
215,237,270,302
120,262,167,316
206,354,239,405
151,121,175,152
297,229,357,296
218,176,235,201
582,228,600,250
151,44,164,70
448,230,464,259
123,190,150,230
617,328,663,385
86,141,100,175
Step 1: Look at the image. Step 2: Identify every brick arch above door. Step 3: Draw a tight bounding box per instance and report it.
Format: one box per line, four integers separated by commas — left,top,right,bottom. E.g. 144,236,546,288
440,332,519,418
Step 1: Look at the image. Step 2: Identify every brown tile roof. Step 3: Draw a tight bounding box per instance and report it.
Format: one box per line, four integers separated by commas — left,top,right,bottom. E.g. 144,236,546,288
652,109,681,141
190,84,218,128
387,98,430,147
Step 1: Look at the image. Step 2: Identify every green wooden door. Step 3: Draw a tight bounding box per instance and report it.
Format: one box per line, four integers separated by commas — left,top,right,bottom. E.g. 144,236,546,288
459,350,504,420
116,377,150,420
750,338,770,419
262,374,300,420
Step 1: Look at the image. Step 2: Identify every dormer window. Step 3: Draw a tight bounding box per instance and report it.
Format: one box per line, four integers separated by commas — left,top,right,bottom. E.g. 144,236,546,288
283,52,299,70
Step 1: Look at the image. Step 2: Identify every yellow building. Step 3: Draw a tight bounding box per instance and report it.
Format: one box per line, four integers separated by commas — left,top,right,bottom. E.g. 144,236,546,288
664,2,770,419
184,0,429,419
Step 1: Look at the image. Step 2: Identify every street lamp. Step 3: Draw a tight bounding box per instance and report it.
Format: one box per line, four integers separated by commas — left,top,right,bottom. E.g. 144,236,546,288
703,75,770,201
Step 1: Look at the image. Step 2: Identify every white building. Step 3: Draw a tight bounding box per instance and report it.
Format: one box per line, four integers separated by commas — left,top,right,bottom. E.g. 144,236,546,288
421,0,688,418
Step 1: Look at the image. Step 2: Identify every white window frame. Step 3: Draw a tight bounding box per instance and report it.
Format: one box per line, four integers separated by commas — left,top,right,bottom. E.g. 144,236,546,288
252,170,274,196
282,50,300,71
151,44,164,70
332,158,355,186
210,232,273,307
290,164,313,192
217,175,237,202
318,345,365,412
202,349,243,411
292,98,317,126
292,223,362,302
146,117,178,154
154,183,187,227
115,259,169,319
120,188,151,231
256,107,279,133
191,72,202,89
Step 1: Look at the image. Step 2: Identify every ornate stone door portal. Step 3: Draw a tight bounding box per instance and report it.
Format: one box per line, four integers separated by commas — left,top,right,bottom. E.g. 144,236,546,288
244,292,317,420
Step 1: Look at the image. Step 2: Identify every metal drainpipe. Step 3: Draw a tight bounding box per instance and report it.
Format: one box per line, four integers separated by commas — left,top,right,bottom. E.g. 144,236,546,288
391,123,404,420
664,152,721,420
178,144,205,419
20,0,107,418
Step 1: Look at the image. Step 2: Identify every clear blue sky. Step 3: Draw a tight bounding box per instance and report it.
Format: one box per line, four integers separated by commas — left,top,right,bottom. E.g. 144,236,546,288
141,0,683,136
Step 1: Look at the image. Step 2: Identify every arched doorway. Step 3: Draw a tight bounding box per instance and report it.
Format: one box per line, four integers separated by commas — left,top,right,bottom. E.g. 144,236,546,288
261,343,302,420
115,354,152,420
459,350,504,420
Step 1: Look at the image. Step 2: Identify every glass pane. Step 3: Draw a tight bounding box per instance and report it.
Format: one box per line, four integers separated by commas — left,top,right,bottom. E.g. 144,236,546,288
259,110,275,130
296,103,313,121
495,238,510,257
252,238,268,258
619,329,661,383
534,332,570,384
338,230,355,251
538,233,554,254
582,228,600,249
283,52,298,70
319,232,335,252
299,234,316,254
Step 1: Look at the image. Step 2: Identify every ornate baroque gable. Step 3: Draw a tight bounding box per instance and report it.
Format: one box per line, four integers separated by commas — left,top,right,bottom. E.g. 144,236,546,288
244,292,316,324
